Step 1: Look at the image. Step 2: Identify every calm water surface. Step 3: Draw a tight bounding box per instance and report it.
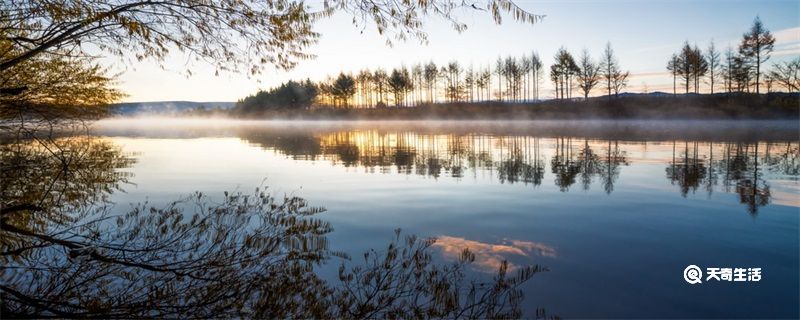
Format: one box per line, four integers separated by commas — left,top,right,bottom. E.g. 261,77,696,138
94,119,799,318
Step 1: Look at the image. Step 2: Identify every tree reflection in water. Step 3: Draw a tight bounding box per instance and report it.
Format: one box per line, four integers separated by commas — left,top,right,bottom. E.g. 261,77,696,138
242,128,794,214
719,142,772,215
667,141,708,197
665,140,786,215
0,126,547,318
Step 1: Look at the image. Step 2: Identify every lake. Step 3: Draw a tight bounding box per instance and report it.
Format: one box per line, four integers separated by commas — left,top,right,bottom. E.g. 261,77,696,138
8,119,800,318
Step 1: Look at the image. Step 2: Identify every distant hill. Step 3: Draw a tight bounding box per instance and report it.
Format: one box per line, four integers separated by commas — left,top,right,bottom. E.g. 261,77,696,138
615,91,673,98
110,101,236,116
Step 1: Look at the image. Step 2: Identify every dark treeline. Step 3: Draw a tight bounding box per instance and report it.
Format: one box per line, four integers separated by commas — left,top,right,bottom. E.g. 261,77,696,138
235,80,319,114
233,16,798,118
229,93,799,120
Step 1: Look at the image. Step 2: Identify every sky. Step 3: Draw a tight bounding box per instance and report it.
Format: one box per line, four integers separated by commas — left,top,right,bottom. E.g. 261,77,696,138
114,0,800,102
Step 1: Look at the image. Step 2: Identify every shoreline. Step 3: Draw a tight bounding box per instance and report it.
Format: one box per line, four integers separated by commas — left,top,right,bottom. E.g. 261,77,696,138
183,93,800,121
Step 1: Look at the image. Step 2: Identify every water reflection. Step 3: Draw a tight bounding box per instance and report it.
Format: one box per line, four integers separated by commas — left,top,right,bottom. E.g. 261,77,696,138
664,141,797,214
58,119,798,318
434,236,556,273
238,127,798,214
0,126,545,318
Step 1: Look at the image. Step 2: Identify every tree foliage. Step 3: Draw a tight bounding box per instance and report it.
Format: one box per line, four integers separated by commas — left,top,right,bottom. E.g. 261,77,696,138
670,42,707,94
550,48,579,99
325,73,357,107
388,68,413,106
738,16,775,94
1,0,542,75
0,39,123,119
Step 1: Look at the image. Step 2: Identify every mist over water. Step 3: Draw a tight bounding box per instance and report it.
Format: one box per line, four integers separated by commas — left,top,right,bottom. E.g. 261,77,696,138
82,118,798,318
95,117,799,139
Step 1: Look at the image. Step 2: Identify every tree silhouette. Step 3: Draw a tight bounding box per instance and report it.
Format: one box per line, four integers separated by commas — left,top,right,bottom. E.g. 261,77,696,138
576,139,601,190
715,142,773,215
707,41,721,94
423,62,439,103
767,57,800,92
672,42,707,93
530,53,543,101
388,68,413,107
576,49,601,99
331,73,357,108
690,44,709,93
598,140,628,194
357,69,374,108
551,137,580,191
667,54,680,95
442,61,464,103
666,141,707,197
551,48,579,99
600,42,619,98
739,16,776,94
235,80,318,115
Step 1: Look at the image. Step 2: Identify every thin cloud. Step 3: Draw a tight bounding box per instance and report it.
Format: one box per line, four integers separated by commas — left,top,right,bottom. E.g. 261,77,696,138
773,27,800,45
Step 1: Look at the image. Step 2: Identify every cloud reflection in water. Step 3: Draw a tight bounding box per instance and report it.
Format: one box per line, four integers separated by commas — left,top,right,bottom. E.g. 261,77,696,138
433,236,556,273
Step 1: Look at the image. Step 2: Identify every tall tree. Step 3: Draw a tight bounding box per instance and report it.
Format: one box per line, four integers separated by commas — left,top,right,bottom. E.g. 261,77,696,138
495,57,505,101
411,64,424,106
690,45,708,93
530,53,542,100
388,68,412,106
465,66,475,102
423,62,439,103
372,69,389,105
675,42,695,93
738,16,776,94
600,42,619,98
551,48,578,99
576,49,601,99
331,73,356,107
666,54,679,95
723,47,736,93
706,41,721,94
443,61,464,102
357,70,373,108
475,68,490,101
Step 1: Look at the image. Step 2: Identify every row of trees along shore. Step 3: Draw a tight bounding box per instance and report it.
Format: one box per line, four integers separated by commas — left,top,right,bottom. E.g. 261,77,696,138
235,16,799,114
667,16,798,95
236,43,627,113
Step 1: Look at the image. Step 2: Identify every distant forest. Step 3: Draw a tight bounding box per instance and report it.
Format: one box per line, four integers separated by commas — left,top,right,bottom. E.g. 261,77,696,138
233,16,799,116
